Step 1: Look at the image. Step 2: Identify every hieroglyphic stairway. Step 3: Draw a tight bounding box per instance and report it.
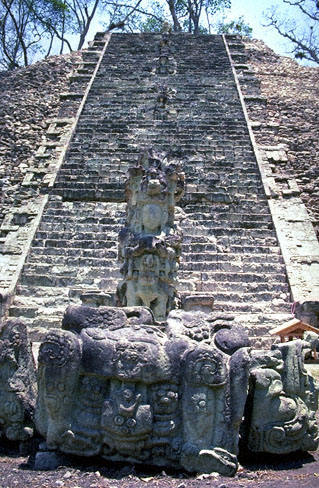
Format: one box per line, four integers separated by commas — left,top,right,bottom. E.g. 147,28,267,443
8,33,294,344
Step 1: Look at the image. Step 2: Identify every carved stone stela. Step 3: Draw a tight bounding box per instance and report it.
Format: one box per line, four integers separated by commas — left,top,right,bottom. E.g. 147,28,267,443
116,148,185,322
0,319,36,442
35,306,319,475
33,148,319,475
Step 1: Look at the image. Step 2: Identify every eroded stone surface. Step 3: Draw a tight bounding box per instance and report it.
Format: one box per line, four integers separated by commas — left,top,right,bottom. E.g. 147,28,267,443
227,35,319,327
246,337,319,454
0,33,108,325
36,307,252,475
0,319,36,441
232,37,319,239
35,306,319,475
117,148,185,321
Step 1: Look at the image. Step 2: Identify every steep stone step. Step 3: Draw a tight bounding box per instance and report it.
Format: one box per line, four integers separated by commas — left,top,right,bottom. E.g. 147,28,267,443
179,269,287,284
182,236,278,247
182,209,272,221
178,285,289,303
26,247,118,261
26,247,117,259
31,238,117,249
26,254,119,267
180,252,284,264
20,273,118,289
33,231,118,243
183,218,273,229
22,263,120,277
181,259,285,273
179,270,288,293
213,300,291,314
9,33,291,337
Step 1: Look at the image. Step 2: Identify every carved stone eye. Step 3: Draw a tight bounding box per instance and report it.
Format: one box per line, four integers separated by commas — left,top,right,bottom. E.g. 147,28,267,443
57,382,66,392
161,397,169,404
46,382,54,392
123,389,133,401
114,415,124,425
200,362,217,384
127,418,136,428
168,391,177,400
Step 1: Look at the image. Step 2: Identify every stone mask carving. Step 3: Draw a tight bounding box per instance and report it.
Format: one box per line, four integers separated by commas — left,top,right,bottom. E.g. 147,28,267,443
117,149,185,321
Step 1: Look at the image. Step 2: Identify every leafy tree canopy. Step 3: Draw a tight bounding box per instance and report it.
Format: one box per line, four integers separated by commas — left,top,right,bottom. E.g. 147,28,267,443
0,0,253,70
217,15,252,36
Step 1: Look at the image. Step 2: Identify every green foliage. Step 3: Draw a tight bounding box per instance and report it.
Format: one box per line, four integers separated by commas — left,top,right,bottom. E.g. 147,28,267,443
0,0,104,68
1,0,251,69
129,1,168,33
217,15,253,37
0,0,67,69
174,0,231,34
138,0,232,34
139,16,164,32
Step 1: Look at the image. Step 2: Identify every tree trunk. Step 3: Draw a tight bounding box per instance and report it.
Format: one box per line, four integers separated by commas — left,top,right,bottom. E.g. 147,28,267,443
167,0,182,31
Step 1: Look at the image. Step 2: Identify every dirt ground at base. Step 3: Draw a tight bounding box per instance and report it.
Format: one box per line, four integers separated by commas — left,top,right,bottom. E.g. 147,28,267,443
0,446,318,488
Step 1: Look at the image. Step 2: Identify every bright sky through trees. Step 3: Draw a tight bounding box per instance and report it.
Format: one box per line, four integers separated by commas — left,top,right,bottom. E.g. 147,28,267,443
226,0,312,61
1,0,317,69
81,0,314,63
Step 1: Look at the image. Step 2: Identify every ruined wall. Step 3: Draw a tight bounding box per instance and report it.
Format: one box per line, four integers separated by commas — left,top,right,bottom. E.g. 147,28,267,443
0,34,318,340
0,52,81,226
0,33,107,319
238,38,319,239
226,36,319,326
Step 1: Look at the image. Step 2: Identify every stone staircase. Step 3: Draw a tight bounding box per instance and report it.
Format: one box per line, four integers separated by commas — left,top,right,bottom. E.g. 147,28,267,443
225,34,319,329
9,33,293,344
0,32,108,320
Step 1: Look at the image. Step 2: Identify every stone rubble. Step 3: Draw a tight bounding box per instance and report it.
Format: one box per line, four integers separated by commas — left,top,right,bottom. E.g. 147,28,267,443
233,37,319,238
0,52,81,226
0,32,318,345
226,35,319,326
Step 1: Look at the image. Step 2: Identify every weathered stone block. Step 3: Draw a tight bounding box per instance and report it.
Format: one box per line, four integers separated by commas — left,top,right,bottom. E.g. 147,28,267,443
245,339,319,454
0,319,37,441
35,306,319,474
35,306,252,475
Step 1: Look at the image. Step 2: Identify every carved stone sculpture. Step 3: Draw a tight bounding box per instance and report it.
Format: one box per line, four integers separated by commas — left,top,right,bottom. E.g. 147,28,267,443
155,32,177,75
35,306,319,474
116,149,185,321
36,307,252,475
34,147,318,475
0,319,36,441
245,337,319,454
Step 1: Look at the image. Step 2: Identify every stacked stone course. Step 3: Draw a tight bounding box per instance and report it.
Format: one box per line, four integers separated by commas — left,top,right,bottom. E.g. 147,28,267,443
230,36,319,238
0,33,108,319
4,33,294,344
227,35,319,326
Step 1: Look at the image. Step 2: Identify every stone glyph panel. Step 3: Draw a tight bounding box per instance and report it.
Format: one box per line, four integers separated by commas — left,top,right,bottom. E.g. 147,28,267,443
117,149,185,321
0,319,36,441
35,305,318,475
